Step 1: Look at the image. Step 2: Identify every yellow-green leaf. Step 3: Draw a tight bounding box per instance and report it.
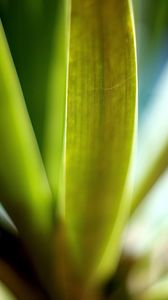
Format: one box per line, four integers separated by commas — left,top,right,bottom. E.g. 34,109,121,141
0,23,53,286
43,0,70,216
0,0,63,149
65,0,137,282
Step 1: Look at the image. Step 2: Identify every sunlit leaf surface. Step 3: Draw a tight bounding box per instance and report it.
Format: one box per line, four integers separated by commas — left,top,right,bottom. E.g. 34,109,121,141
43,0,70,214
65,0,137,281
0,0,137,292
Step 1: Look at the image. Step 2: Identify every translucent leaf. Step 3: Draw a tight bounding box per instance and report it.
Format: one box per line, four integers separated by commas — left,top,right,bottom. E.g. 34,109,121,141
65,0,137,282
43,0,70,215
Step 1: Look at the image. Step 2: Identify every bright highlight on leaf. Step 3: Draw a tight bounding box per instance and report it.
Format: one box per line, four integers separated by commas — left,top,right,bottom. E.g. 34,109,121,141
43,0,70,216
0,204,16,234
0,282,17,300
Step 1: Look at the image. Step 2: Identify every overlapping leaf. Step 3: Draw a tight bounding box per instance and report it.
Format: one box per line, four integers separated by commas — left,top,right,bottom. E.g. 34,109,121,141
0,1,70,213
0,0,137,291
43,0,70,213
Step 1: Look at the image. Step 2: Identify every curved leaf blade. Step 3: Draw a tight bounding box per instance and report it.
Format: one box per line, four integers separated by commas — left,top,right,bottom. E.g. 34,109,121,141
0,23,53,285
65,0,137,282
43,0,70,215
0,0,62,149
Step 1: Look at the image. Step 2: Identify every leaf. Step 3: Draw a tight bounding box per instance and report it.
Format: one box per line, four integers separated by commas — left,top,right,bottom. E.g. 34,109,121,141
0,204,16,234
65,0,137,282
1,0,71,215
132,61,168,213
43,0,70,214
0,0,63,149
0,282,17,300
142,0,168,45
0,23,53,286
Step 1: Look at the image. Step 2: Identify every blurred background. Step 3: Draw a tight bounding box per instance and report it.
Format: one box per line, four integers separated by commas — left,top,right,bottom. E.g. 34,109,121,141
121,1,168,298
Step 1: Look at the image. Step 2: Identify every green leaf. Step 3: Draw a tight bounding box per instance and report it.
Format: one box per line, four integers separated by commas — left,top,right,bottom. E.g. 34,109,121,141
0,0,71,215
43,0,70,215
65,0,137,282
0,23,53,286
142,0,168,46
0,0,63,150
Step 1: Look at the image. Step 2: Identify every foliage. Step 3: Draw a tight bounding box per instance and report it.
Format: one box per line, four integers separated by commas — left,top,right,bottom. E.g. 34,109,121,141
0,0,168,299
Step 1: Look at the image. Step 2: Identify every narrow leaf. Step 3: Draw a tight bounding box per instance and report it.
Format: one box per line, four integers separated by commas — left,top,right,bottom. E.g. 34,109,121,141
0,204,16,234
43,0,70,215
0,282,17,300
0,0,62,149
65,0,137,282
0,23,53,286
